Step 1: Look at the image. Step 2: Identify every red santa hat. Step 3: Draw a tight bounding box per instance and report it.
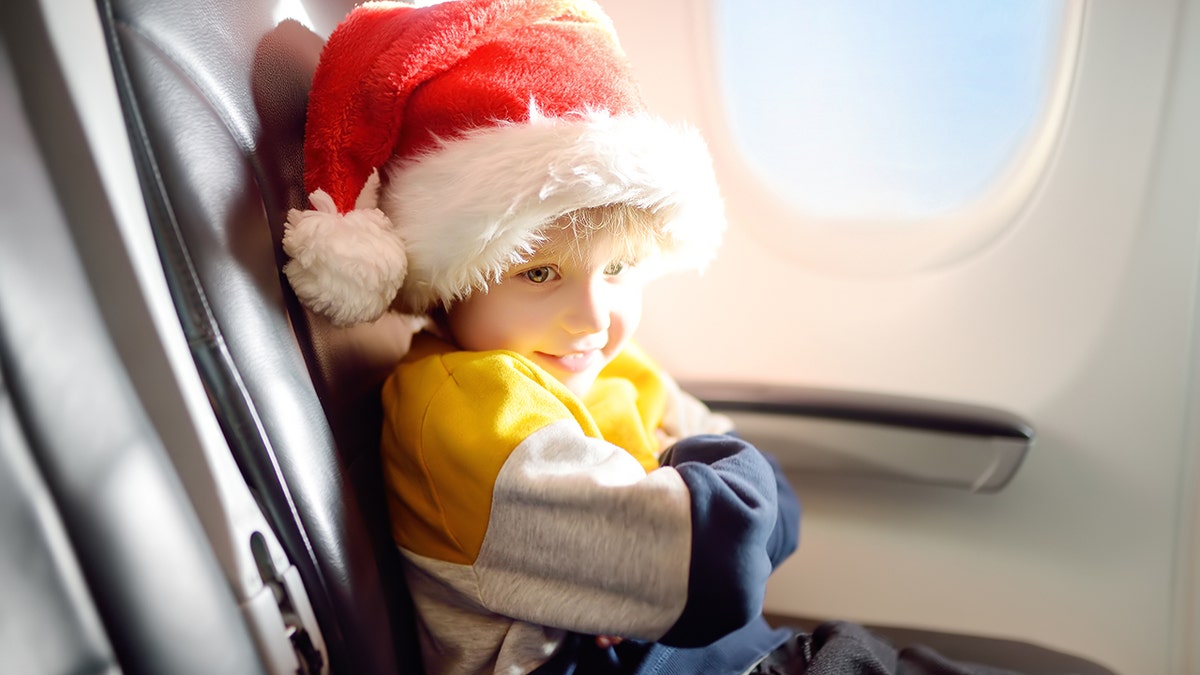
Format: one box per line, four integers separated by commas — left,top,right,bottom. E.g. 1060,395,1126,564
282,0,725,326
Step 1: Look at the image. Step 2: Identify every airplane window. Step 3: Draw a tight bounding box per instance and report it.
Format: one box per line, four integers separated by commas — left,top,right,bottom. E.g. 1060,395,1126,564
710,0,1077,221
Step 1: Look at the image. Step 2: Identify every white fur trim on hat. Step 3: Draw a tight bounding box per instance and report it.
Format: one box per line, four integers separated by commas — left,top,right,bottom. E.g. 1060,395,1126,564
379,107,726,313
282,187,408,326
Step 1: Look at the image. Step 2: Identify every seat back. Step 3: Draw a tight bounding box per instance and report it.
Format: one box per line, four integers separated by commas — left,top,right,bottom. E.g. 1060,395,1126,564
0,14,264,673
96,0,422,671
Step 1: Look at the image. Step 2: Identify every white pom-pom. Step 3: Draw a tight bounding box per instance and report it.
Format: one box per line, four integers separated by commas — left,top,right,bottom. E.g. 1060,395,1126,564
282,189,408,326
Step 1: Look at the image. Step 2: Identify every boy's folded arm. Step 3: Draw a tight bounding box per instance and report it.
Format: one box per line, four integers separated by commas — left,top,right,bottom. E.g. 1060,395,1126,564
394,354,791,644
467,426,780,647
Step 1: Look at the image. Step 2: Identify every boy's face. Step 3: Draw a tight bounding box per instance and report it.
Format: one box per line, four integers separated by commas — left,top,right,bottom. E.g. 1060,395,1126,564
445,227,647,397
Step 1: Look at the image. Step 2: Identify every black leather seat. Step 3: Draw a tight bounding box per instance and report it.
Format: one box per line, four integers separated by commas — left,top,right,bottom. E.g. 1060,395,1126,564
92,0,423,672
0,16,264,674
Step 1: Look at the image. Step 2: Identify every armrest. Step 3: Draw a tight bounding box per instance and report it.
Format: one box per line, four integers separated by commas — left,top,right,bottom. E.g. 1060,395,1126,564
681,382,1033,493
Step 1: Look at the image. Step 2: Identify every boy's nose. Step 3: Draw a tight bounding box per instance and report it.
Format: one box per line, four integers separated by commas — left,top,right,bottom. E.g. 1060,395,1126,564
561,280,610,335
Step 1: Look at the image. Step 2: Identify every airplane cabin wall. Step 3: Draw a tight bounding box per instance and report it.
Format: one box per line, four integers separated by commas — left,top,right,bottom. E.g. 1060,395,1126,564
601,1,1200,672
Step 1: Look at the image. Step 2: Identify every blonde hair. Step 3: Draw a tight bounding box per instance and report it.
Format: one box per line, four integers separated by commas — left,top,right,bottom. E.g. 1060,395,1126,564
533,203,667,269
428,204,666,320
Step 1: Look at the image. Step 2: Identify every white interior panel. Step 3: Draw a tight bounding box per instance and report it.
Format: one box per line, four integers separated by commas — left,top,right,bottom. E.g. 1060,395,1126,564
602,1,1200,672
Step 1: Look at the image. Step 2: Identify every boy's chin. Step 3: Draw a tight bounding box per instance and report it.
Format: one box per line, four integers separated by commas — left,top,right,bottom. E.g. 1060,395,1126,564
559,371,601,398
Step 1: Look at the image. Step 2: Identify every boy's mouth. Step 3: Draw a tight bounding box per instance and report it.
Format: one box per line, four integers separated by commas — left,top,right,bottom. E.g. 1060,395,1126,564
535,349,602,374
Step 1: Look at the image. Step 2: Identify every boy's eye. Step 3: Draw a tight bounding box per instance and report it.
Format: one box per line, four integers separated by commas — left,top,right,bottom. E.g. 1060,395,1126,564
523,266,557,283
603,261,627,276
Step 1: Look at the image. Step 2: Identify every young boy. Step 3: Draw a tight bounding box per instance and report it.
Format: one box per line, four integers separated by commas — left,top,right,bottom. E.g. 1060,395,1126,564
381,205,801,674
281,1,799,671
280,2,1021,674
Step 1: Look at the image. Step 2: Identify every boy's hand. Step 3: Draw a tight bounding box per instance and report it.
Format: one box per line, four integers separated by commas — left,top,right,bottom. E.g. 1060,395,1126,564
595,635,624,649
